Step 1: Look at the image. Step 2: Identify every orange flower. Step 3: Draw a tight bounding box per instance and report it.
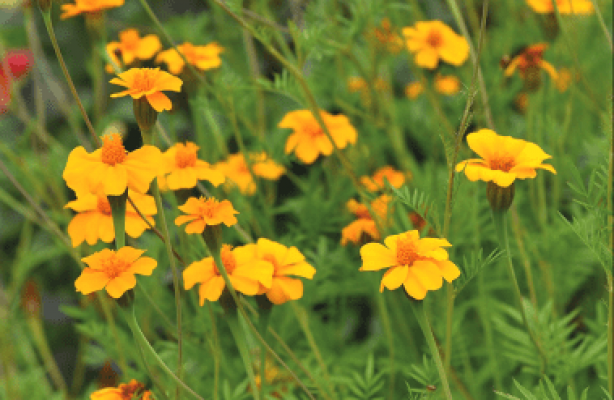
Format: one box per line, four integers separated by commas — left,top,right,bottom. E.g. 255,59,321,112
65,189,156,247
402,21,469,69
161,142,225,190
526,0,594,14
75,247,157,298
455,129,556,188
342,195,392,246
360,230,460,300
175,197,238,234
91,379,144,400
110,68,182,112
156,42,224,75
434,74,461,95
280,110,357,164
504,43,558,83
183,244,273,304
63,133,161,196
106,29,161,73
244,239,316,305
360,166,407,192
215,153,285,195
372,18,404,54
141,391,154,400
405,81,424,99
60,0,124,19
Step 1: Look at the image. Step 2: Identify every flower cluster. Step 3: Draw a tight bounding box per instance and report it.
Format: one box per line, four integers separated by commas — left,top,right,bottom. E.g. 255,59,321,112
184,239,316,305
90,379,153,400
342,195,392,246
159,142,225,191
156,42,224,75
402,21,469,69
105,29,162,73
214,152,285,196
360,166,408,192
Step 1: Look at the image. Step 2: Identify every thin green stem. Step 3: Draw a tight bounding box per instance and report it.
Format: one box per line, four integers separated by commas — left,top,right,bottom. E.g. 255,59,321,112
225,311,260,400
588,0,613,52
27,317,68,398
206,303,220,400
376,292,395,400
492,210,548,372
40,12,99,149
409,300,453,400
108,191,127,249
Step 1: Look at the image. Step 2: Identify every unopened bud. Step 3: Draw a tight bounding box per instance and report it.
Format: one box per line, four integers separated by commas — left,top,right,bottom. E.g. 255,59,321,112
21,280,41,318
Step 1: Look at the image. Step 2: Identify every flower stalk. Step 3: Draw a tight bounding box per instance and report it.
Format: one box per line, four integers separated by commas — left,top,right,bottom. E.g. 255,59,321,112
108,189,128,249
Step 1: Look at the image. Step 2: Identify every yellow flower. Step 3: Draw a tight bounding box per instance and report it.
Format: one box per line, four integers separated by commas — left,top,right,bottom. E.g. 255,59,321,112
372,18,404,54
504,43,558,84
106,29,161,73
65,189,156,247
342,195,391,246
280,110,357,164
175,197,239,234
215,153,285,196
360,230,460,300
405,81,424,99
434,74,461,95
161,142,225,190
60,0,124,19
455,129,556,188
245,239,316,305
360,166,408,192
402,21,469,69
526,0,594,14
156,42,224,75
75,247,157,298
63,133,161,196
110,68,183,112
183,244,273,304
90,379,144,400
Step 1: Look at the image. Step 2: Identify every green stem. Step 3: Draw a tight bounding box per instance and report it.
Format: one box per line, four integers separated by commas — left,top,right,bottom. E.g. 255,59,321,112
587,0,613,52
27,317,68,398
225,311,260,400
40,11,99,148
608,273,613,396
492,210,547,371
409,300,453,400
108,190,127,249
376,293,395,400
123,304,205,400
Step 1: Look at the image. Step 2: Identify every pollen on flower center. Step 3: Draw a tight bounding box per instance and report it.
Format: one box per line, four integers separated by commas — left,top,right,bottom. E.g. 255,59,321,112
101,133,127,165
197,198,218,218
97,196,112,215
217,245,236,273
396,237,419,266
175,147,197,168
490,156,515,172
132,69,158,92
101,255,129,279
304,123,323,138
426,31,443,48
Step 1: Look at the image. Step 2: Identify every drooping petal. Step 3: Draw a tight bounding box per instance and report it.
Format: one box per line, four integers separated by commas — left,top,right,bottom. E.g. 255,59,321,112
183,259,216,290
414,47,439,69
403,271,427,300
435,260,461,282
379,265,408,292
146,91,172,112
105,274,137,298
75,268,110,295
266,277,304,305
198,276,225,304
102,165,128,195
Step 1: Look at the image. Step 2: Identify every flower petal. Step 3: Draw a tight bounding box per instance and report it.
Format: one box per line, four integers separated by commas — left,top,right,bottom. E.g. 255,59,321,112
198,276,225,304
266,277,303,305
411,260,443,290
183,259,216,290
379,265,408,292
146,92,172,112
435,260,461,282
360,243,396,271
75,268,110,295
403,271,428,300
105,274,137,298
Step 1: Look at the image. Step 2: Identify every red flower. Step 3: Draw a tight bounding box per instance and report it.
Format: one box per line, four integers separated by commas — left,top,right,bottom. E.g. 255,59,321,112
0,49,33,114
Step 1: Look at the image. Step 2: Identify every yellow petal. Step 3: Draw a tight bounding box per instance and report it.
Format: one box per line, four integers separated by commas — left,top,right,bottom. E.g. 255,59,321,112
75,268,110,295
436,260,461,282
105,273,137,298
198,276,225,304
183,259,216,290
411,260,443,290
379,265,408,292
403,272,427,300
414,47,439,69
127,257,157,276
360,243,396,271
146,92,172,112
266,277,304,305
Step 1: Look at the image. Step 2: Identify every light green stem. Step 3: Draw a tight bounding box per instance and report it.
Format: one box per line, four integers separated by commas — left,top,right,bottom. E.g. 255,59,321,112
27,317,68,398
108,191,127,249
409,300,453,400
226,312,260,400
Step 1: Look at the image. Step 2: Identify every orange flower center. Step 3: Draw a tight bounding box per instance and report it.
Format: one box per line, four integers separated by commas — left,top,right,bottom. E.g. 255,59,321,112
216,245,236,274
489,156,515,172
396,237,419,266
101,133,127,165
131,69,159,92
97,196,112,215
175,145,197,168
426,30,443,48
304,122,323,138
100,255,129,279
197,198,218,219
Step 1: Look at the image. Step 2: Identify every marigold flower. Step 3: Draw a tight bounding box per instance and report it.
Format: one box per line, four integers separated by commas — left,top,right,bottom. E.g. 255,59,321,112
402,21,469,69
110,68,182,112
91,379,144,400
504,43,558,87
342,195,391,246
242,239,316,305
161,142,225,190
215,152,285,196
76,248,157,298
60,0,124,19
183,244,274,304
526,0,594,14
372,18,404,54
175,197,239,234
63,133,161,196
65,189,156,247
280,110,357,164
156,42,224,75
360,230,460,300
405,81,424,99
0,49,33,114
434,74,461,95
361,166,407,192
455,129,556,188
105,29,161,73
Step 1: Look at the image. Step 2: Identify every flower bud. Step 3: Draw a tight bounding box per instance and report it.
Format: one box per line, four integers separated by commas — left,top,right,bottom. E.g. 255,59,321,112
486,181,515,212
21,280,41,318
